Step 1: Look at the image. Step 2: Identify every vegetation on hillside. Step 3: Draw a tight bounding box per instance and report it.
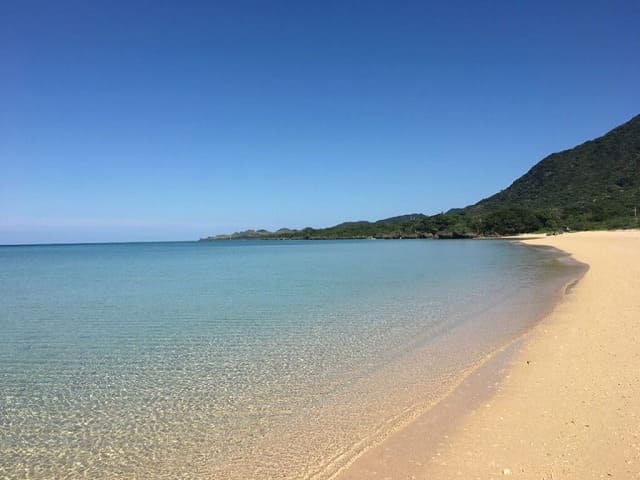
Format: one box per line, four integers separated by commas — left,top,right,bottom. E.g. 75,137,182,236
200,208,572,240
467,113,640,231
201,114,640,240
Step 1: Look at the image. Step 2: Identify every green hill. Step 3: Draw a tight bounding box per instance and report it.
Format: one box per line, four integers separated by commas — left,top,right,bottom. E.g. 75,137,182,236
466,113,640,231
201,114,640,240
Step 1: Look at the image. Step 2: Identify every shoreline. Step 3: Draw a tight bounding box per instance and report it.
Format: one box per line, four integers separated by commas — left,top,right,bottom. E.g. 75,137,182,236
335,230,640,479
326,240,587,480
206,239,582,479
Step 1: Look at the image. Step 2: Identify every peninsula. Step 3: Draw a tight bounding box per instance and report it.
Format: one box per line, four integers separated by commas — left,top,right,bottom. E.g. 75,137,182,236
201,114,640,240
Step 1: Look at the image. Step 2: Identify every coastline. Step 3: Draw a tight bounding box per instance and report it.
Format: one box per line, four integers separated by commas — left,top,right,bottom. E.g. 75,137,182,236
335,230,640,479
201,239,582,480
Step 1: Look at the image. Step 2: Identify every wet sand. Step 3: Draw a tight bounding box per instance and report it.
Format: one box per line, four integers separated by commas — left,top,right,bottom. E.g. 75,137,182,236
336,230,640,479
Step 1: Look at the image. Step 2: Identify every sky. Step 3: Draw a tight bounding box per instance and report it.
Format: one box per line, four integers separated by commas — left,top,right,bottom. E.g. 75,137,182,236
1,0,639,244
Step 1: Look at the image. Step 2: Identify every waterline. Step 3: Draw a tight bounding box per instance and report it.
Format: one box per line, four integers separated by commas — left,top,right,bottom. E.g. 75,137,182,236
0,240,583,479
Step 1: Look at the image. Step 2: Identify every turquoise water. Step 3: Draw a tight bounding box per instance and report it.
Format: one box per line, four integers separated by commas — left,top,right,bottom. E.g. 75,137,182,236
0,240,582,479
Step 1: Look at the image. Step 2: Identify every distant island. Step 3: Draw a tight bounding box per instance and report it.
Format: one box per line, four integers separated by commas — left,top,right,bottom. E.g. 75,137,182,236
201,114,640,241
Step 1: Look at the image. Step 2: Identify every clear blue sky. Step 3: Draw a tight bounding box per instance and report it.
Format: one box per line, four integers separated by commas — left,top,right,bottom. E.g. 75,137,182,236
2,0,639,244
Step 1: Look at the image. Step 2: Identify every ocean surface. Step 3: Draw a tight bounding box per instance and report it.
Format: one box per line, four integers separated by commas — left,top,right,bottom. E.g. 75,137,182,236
0,239,583,479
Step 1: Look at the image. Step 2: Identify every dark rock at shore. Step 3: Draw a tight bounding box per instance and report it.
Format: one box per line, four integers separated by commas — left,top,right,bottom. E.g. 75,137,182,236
434,231,477,239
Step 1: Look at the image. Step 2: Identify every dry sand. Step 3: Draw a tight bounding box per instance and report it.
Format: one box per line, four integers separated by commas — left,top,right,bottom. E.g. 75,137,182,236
336,230,640,479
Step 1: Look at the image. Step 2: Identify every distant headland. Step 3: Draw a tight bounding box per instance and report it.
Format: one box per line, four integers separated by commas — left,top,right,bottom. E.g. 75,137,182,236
201,114,640,241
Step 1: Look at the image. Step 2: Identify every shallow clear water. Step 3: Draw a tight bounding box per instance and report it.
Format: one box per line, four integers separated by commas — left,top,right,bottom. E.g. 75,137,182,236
0,240,582,479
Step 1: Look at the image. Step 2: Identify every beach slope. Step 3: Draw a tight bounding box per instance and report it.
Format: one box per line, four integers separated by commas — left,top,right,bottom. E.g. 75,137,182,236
337,230,640,479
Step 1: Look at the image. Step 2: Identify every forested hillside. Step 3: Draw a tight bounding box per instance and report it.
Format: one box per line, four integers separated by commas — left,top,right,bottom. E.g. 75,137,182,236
202,114,640,240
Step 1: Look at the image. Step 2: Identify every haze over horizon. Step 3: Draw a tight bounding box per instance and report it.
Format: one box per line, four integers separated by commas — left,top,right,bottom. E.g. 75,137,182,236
2,0,639,244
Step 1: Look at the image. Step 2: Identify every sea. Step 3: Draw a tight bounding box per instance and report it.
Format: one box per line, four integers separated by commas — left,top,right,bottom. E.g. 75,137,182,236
0,239,584,479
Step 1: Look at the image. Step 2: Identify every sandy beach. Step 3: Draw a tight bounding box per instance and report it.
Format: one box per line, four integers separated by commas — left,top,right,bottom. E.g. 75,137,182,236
336,230,640,479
